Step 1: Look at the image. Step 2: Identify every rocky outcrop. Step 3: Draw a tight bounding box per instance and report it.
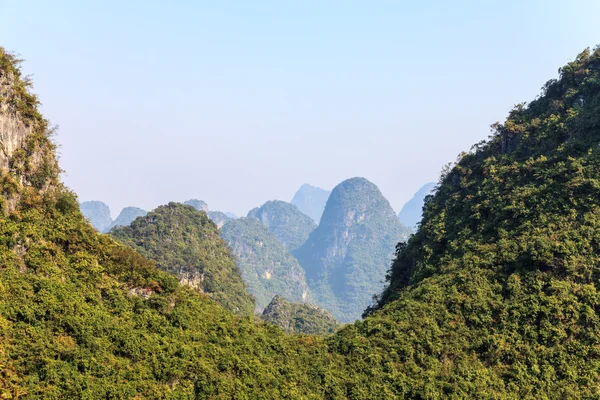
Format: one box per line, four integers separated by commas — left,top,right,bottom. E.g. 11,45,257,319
0,51,59,214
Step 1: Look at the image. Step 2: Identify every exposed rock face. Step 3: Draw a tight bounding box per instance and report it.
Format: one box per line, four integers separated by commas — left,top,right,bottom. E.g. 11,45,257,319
220,217,310,311
108,206,147,231
0,52,59,214
291,184,330,224
184,199,208,212
398,182,436,229
80,201,112,232
208,210,231,228
294,177,404,322
110,202,255,316
261,295,340,335
247,200,316,252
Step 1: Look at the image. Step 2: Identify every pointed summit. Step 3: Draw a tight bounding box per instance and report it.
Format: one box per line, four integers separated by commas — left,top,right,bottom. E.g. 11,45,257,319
294,177,404,322
291,184,330,224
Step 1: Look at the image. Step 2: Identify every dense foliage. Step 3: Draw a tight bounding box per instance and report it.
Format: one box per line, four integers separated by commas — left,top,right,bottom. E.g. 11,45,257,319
79,200,112,232
247,200,317,252
290,183,330,224
110,202,255,316
220,217,310,311
261,295,340,335
358,47,600,397
295,177,404,322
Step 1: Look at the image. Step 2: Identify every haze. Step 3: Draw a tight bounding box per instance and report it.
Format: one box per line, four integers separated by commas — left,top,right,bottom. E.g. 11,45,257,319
1,0,599,216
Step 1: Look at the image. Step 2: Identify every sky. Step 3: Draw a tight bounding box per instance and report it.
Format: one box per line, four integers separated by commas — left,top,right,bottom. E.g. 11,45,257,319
1,1,600,217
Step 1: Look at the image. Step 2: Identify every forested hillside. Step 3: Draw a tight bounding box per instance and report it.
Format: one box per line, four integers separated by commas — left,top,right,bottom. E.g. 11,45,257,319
220,217,310,311
247,200,316,251
110,202,255,316
261,295,340,335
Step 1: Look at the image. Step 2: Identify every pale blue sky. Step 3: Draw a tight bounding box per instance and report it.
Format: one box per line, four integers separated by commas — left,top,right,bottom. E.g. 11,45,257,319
1,1,599,216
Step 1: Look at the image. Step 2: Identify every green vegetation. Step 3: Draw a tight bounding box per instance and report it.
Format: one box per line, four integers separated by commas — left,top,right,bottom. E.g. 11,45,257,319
4,45,600,398
0,47,337,399
110,202,255,316
248,200,316,251
221,217,310,311
261,295,340,335
295,177,405,322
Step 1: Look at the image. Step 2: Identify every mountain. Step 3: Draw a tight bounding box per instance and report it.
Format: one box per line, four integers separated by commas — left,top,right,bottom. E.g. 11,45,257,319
207,210,231,228
290,184,330,223
220,217,310,311
80,200,112,232
261,295,340,335
397,182,436,228
225,212,238,219
294,177,404,322
184,198,208,212
5,44,600,398
110,202,254,316
108,206,147,230
0,47,336,398
247,200,317,251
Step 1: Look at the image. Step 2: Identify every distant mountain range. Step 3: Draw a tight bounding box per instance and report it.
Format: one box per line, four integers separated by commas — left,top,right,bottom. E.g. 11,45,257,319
80,201,147,233
398,182,436,229
291,184,330,224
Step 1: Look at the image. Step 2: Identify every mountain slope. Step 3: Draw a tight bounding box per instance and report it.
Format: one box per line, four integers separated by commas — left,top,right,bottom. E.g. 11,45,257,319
80,200,112,232
397,182,436,229
220,217,310,311
108,206,147,231
291,184,330,223
110,202,255,316
261,295,340,335
0,46,340,399
207,210,231,228
343,47,600,397
294,177,404,322
184,198,208,212
247,200,316,251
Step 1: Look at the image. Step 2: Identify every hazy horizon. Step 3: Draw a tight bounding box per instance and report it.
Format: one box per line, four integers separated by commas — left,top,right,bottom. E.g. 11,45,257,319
2,1,600,216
